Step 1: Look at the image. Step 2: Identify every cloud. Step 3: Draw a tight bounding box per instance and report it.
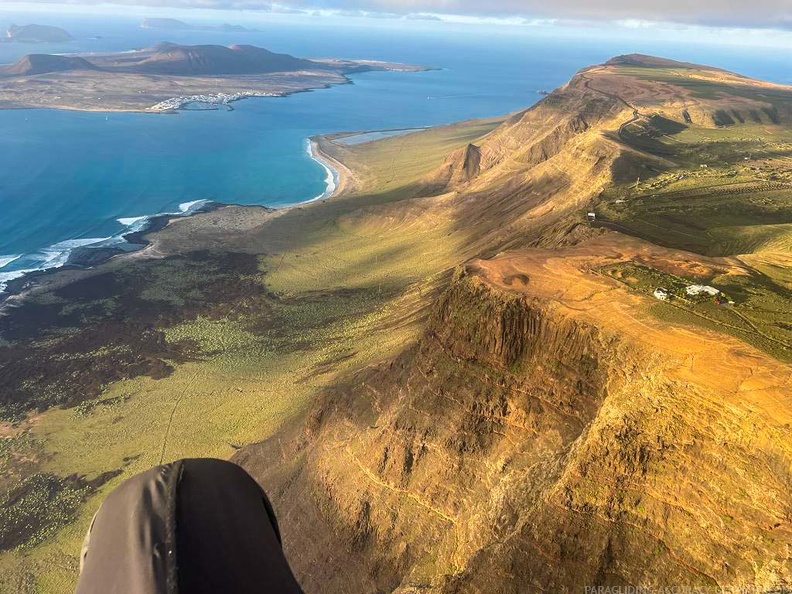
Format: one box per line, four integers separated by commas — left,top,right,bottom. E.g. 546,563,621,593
8,0,792,31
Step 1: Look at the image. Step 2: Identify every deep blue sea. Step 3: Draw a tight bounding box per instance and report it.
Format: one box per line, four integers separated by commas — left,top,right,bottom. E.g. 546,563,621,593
0,13,790,290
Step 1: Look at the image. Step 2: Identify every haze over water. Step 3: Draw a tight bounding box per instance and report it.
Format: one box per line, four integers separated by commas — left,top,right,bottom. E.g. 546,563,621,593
0,13,789,288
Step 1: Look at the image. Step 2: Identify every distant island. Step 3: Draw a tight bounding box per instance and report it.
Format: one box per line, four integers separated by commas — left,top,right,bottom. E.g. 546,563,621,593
142,17,259,33
4,23,74,43
1,52,791,593
0,42,428,112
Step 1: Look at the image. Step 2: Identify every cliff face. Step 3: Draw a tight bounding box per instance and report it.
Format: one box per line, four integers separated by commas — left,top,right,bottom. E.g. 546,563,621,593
237,266,792,592
424,68,667,256
234,57,792,593
237,268,614,591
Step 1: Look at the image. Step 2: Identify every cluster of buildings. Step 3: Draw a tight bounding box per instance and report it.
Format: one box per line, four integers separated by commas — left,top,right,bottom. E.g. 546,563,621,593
147,91,277,112
653,284,732,304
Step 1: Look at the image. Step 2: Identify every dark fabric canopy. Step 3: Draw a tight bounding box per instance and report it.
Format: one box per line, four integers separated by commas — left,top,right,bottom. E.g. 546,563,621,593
75,458,303,594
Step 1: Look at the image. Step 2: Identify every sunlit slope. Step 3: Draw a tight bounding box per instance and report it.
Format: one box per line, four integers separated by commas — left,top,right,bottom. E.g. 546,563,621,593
240,243,792,592
422,53,792,358
0,119,500,593
2,53,792,594
236,56,792,593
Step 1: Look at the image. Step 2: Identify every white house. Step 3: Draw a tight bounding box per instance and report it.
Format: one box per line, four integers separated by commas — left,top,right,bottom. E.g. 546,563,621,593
686,284,719,297
653,288,669,301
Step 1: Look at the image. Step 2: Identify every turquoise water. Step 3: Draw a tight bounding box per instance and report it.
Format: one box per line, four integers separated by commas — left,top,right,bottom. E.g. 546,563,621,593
0,16,790,290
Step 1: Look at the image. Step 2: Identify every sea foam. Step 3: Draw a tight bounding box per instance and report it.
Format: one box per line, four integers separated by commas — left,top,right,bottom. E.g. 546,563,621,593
2,201,213,295
0,269,36,293
0,255,21,269
304,139,338,203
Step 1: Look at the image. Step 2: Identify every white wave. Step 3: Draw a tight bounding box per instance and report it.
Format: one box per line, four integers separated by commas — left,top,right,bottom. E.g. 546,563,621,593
0,255,21,269
117,215,149,227
2,202,213,297
0,237,112,294
47,237,111,250
304,139,339,204
35,237,113,270
118,200,207,232
0,268,36,293
179,199,210,213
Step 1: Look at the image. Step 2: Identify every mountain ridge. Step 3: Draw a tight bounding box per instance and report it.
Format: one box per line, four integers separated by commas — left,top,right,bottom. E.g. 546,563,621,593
231,55,792,592
0,54,790,591
0,42,320,77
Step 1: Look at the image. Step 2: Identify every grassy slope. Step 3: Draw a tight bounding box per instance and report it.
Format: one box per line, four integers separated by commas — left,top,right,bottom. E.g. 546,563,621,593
3,59,792,591
0,118,500,593
588,66,792,361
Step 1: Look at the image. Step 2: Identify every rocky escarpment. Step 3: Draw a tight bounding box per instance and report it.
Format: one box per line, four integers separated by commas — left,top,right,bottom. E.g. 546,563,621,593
233,57,792,592
237,266,792,592
422,68,667,257
237,268,620,591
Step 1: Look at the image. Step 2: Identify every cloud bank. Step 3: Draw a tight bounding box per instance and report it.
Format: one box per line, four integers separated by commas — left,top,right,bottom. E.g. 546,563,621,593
9,0,792,31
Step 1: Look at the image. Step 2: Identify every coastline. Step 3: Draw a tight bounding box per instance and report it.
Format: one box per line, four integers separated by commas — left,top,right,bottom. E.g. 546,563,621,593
0,81,341,115
0,200,218,300
304,138,340,202
0,132,360,304
0,119,429,305
307,135,362,199
0,63,432,115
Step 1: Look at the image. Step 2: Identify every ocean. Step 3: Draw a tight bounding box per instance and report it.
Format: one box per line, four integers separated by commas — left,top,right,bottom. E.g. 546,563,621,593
0,13,790,291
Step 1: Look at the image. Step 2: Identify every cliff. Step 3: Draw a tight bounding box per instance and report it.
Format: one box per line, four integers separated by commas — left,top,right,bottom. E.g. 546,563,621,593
234,56,792,592
237,263,792,592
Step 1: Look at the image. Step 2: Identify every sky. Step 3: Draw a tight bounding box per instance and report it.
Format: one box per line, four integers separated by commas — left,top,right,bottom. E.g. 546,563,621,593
3,0,790,31
2,0,791,48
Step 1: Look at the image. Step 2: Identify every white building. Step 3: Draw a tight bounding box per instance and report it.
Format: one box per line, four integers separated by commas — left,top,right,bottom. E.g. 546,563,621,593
686,284,720,297
653,288,669,301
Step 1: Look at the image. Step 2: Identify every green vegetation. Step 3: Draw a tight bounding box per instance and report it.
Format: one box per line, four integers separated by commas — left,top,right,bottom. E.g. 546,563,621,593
601,262,791,361
328,117,500,196
0,474,86,551
598,65,792,259
73,395,128,418
0,118,498,593
594,94,792,364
